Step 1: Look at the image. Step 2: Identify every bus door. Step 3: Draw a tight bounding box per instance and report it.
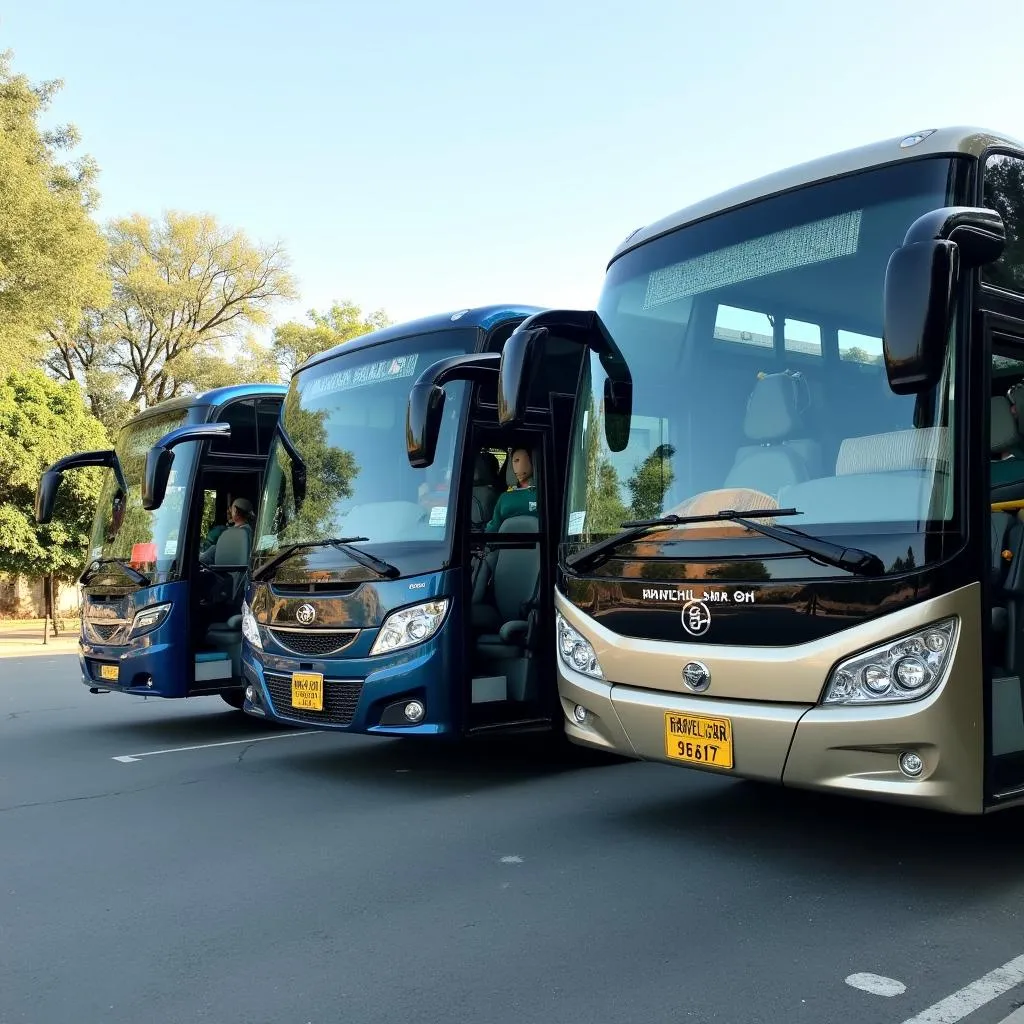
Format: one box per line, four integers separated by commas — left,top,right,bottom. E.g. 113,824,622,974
146,397,280,703
461,424,551,733
987,325,1024,801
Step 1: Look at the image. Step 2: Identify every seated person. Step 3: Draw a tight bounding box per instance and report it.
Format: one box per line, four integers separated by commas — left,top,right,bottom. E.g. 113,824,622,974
486,448,538,532
200,497,255,564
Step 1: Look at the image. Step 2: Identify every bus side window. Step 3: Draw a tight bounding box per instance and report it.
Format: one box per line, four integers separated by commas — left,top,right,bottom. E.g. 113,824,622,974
255,398,282,456
212,400,258,455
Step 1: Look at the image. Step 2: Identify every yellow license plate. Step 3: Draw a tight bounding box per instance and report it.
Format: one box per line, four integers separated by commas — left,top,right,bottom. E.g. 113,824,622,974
664,712,734,769
99,664,118,681
291,671,324,711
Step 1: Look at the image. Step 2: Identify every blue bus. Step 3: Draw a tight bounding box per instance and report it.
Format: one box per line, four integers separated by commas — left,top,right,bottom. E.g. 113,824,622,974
35,384,286,708
236,305,587,737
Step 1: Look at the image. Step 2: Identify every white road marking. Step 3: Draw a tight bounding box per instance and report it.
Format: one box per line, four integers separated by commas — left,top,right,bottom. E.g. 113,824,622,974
845,973,906,997
112,730,321,762
898,954,1024,1024
500,855,523,864
996,1006,1024,1023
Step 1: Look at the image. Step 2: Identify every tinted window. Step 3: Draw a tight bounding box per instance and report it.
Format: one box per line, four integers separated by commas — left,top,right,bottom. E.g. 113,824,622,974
256,398,282,454
212,400,257,454
982,153,1024,294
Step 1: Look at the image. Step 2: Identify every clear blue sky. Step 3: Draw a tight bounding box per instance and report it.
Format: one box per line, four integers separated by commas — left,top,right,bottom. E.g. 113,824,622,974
5,0,1024,330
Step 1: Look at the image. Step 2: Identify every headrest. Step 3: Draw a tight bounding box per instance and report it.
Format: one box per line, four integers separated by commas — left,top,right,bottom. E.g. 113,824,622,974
743,373,804,443
214,525,250,566
836,427,950,476
499,514,538,533
992,395,1018,453
474,451,499,485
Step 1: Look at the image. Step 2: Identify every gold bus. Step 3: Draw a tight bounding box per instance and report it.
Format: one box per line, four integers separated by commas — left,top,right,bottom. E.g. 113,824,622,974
493,127,1024,814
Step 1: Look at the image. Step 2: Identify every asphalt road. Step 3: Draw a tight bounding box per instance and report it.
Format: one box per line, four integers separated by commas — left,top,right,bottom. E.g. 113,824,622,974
4,653,1024,1024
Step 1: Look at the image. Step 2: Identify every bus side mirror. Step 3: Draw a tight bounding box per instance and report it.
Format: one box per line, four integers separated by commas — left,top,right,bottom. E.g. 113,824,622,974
603,378,633,452
35,470,62,525
405,353,501,469
406,382,446,469
497,311,633,452
34,449,126,525
496,327,545,429
143,423,232,511
884,206,1005,394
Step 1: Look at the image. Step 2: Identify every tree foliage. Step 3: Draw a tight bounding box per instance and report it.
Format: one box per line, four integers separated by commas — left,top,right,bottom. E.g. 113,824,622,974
263,388,359,545
272,300,391,376
48,211,298,417
984,154,1024,294
0,370,108,581
0,50,109,372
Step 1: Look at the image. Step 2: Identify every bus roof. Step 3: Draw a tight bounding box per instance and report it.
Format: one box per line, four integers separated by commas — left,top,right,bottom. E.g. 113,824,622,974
127,382,288,424
298,303,547,374
610,125,1024,265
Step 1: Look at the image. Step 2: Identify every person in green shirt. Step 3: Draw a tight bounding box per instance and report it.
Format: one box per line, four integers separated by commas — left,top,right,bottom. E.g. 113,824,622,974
486,448,538,532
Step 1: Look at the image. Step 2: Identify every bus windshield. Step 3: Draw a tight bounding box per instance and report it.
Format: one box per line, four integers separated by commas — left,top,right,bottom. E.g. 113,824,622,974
88,408,197,584
253,331,474,580
565,156,963,577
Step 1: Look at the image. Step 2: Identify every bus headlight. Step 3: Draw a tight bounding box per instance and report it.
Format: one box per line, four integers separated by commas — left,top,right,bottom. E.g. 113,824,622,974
556,612,604,679
821,617,958,705
370,599,449,656
241,601,262,650
128,602,172,638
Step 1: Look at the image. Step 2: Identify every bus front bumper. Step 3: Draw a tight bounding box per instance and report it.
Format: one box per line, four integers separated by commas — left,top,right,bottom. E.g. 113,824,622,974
240,640,455,736
558,667,983,814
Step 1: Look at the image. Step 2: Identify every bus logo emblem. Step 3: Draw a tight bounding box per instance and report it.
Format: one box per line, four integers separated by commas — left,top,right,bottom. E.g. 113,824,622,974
296,603,316,625
682,661,711,693
681,600,711,637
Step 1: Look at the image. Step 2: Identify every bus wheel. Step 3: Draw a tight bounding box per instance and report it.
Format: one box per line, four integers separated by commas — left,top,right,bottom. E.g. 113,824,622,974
220,690,246,710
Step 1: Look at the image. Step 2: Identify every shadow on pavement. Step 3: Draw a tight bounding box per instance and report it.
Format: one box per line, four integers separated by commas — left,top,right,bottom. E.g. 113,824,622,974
612,773,1024,900
277,731,631,796
77,701,289,748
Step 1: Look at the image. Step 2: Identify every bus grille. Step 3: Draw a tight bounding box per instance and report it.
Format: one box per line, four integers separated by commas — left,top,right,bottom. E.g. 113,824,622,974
263,671,362,726
85,621,126,645
267,628,359,658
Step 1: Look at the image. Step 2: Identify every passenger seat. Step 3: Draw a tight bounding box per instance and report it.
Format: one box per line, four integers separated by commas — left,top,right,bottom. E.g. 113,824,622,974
724,371,821,497
474,514,540,701
470,452,501,528
204,525,252,679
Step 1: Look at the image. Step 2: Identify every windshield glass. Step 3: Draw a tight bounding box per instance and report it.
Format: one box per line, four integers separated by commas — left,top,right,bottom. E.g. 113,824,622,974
565,157,962,577
88,409,197,584
254,331,473,579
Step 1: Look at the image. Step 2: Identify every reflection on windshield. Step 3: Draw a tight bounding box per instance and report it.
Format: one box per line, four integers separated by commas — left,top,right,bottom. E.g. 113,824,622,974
88,410,196,582
255,333,473,566
565,157,961,575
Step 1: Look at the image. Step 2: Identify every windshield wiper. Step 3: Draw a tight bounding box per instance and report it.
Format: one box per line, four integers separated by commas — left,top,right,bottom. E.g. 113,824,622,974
251,537,401,582
565,507,885,577
80,557,150,586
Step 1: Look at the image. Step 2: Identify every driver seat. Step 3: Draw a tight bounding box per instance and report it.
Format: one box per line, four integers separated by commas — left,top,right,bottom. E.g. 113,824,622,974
204,525,252,679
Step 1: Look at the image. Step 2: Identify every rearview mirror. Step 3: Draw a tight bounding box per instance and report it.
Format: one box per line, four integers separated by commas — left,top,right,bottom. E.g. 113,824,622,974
884,206,1005,394
143,423,231,511
497,310,633,452
34,449,127,525
406,353,500,468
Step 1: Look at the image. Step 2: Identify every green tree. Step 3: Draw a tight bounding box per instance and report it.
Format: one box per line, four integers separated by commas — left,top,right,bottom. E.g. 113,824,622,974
49,211,298,412
272,300,392,376
627,443,676,521
984,154,1024,294
0,371,108,585
0,50,109,372
264,389,359,545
